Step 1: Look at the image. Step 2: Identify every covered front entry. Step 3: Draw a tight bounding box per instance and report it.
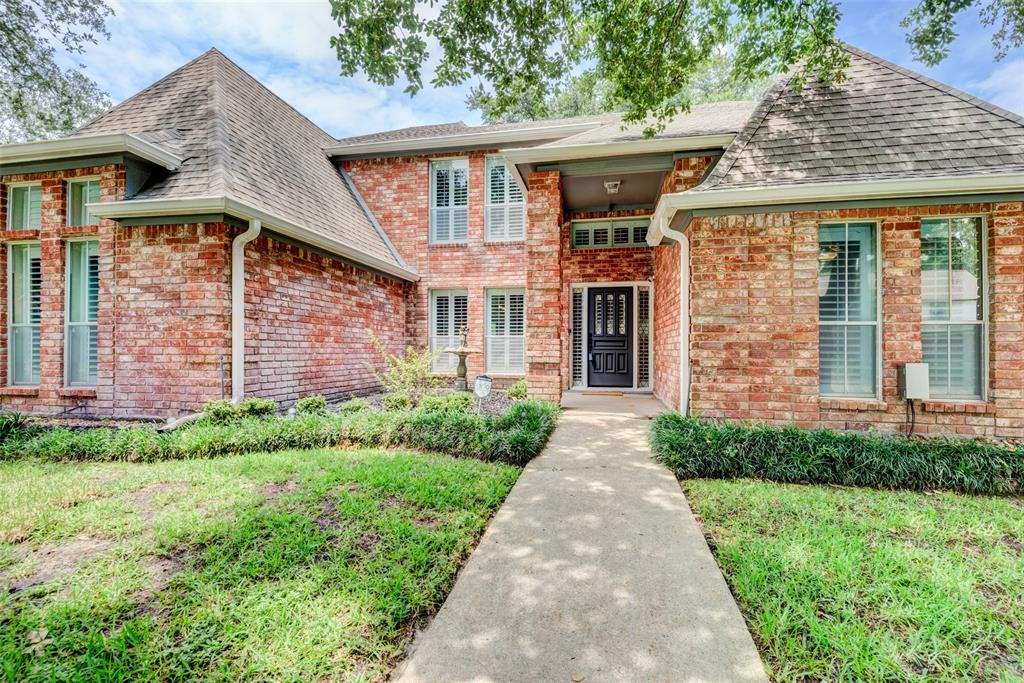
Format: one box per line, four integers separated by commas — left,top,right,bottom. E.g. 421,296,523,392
570,281,652,391
587,286,633,387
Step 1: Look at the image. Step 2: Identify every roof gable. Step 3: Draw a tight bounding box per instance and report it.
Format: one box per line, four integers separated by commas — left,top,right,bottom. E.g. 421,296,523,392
77,49,405,270
700,44,1024,191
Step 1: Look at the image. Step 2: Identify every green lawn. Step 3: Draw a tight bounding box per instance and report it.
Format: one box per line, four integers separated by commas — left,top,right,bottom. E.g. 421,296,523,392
0,448,519,682
684,479,1023,682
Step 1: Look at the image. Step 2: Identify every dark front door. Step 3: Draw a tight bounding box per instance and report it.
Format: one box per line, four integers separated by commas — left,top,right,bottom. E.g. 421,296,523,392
588,287,633,387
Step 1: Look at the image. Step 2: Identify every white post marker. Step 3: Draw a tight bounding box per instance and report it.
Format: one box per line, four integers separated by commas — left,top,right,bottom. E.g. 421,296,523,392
474,375,492,415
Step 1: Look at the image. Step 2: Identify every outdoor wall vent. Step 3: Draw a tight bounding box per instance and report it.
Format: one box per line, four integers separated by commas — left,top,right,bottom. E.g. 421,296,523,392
897,363,930,401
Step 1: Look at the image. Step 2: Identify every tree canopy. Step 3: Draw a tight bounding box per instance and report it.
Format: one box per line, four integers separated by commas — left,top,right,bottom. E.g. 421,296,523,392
329,0,1023,132
1,0,113,143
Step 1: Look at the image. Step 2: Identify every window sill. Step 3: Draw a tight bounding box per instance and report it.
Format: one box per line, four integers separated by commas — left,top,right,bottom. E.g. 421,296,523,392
921,400,995,415
428,242,469,249
819,397,887,411
59,387,97,399
0,229,40,240
0,386,39,397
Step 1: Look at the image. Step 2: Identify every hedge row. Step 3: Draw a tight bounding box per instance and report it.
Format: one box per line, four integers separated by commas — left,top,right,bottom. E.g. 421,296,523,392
650,413,1022,495
2,400,560,467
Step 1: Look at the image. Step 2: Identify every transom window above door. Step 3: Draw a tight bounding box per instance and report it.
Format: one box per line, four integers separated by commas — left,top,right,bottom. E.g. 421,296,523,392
571,218,651,249
430,159,468,244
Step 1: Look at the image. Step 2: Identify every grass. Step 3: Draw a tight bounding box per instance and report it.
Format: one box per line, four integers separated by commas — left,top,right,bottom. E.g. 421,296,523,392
684,479,1024,682
0,448,519,682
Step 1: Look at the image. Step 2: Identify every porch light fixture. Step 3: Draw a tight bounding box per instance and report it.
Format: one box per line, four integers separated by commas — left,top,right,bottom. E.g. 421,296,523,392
603,180,621,194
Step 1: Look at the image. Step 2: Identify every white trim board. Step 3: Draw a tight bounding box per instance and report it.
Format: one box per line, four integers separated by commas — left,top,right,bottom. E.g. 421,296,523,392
86,195,419,282
0,133,183,171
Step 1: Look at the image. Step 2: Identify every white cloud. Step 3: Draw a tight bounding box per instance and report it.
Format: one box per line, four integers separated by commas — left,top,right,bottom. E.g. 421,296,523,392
71,0,474,137
970,59,1024,116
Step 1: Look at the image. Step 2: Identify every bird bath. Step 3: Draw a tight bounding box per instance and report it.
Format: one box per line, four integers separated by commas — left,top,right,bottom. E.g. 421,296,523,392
444,327,479,391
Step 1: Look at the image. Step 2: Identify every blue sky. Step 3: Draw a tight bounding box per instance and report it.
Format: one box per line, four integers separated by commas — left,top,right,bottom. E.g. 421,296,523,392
74,0,1024,139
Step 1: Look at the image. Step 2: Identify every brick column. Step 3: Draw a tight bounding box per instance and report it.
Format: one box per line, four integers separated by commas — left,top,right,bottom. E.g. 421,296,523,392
989,202,1024,438
525,171,563,400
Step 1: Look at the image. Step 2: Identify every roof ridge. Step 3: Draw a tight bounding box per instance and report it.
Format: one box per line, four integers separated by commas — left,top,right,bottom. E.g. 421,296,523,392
841,43,1024,128
206,51,233,195
699,73,794,190
209,48,336,144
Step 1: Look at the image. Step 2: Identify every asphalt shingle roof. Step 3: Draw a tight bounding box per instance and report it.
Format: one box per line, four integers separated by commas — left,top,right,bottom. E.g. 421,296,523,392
532,101,756,147
700,44,1024,191
331,115,616,148
76,49,405,269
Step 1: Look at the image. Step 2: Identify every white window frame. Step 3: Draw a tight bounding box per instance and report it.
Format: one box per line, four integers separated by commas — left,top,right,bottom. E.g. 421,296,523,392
569,281,653,392
429,289,468,373
429,159,469,244
484,156,525,242
64,237,100,387
7,241,41,386
66,177,101,227
571,216,653,249
817,221,883,400
919,214,988,401
485,288,526,374
6,182,43,231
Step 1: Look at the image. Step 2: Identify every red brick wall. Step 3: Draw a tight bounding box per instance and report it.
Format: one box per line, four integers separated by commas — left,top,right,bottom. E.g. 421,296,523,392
653,242,681,410
0,166,238,417
650,156,716,410
112,222,233,416
344,152,526,384
244,234,407,405
686,202,1024,438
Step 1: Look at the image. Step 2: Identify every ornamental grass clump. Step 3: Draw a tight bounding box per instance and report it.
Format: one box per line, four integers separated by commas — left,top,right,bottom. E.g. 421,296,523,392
650,413,1023,495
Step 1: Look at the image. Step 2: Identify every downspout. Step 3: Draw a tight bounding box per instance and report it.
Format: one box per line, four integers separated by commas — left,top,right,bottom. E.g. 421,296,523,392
231,218,261,403
656,215,691,416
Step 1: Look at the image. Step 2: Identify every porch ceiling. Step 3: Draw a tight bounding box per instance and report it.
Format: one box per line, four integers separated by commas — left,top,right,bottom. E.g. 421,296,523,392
561,170,665,212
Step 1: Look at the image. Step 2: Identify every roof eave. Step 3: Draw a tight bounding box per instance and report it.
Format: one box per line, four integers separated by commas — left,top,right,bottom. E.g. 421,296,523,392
87,196,419,281
0,133,183,171
325,119,609,157
648,173,1024,244
500,133,736,165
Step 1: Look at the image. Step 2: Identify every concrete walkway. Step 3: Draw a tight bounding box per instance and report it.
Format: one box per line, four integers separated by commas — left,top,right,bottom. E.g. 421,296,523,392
394,393,768,683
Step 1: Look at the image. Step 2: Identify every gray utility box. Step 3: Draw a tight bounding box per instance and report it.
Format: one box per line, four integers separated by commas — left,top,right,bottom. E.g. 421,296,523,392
898,363,930,400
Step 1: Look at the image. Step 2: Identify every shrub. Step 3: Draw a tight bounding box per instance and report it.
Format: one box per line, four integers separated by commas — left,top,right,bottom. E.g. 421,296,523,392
336,398,370,414
201,399,238,423
368,331,443,400
650,413,1024,495
419,392,473,416
505,379,528,401
382,392,412,412
239,397,277,417
0,411,29,444
2,400,562,467
294,394,328,415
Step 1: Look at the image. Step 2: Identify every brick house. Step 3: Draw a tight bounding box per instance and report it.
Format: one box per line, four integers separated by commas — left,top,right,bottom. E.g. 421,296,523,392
2,45,1024,438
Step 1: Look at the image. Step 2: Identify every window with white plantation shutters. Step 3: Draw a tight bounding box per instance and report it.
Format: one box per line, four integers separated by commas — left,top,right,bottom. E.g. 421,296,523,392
485,157,525,241
8,185,42,230
430,159,469,243
66,239,99,386
67,179,100,227
818,222,878,398
8,243,41,385
486,289,525,373
921,216,985,399
430,290,468,372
